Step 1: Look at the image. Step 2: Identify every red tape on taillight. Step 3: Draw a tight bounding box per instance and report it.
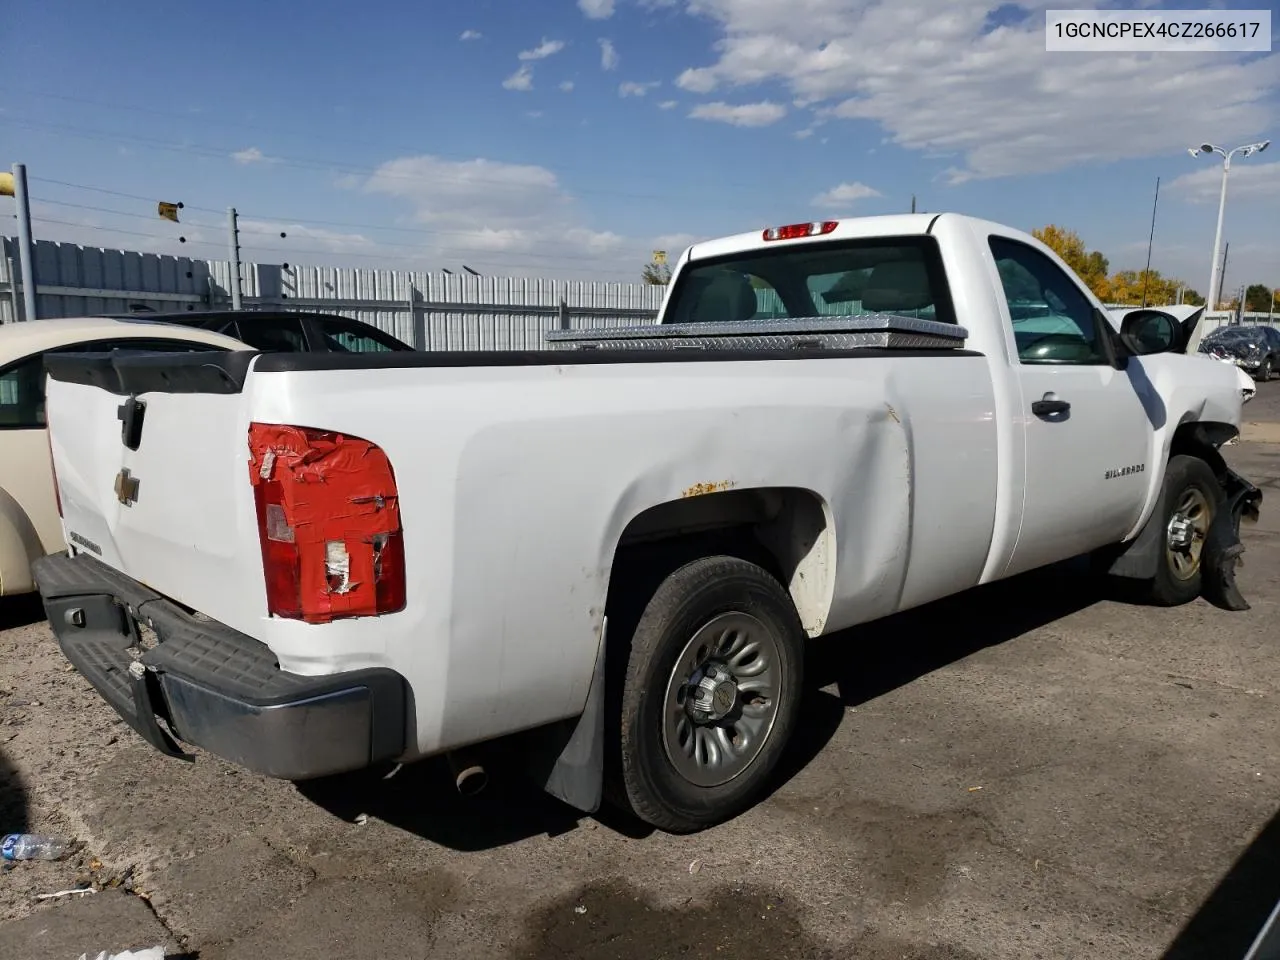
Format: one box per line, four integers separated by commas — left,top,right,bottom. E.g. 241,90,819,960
248,423,406,623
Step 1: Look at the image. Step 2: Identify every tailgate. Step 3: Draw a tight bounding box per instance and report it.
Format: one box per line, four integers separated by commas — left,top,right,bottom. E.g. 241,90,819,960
44,349,265,623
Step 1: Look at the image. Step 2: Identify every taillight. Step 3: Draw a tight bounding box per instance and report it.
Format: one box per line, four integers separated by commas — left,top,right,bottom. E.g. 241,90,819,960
247,423,406,623
762,221,838,242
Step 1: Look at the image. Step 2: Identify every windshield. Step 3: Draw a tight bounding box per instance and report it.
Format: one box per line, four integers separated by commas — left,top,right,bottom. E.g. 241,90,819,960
662,237,956,326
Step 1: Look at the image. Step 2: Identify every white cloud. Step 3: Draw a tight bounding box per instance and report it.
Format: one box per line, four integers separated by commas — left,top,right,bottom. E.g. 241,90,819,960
620,81,661,97
231,146,273,165
1168,160,1280,204
811,181,882,208
599,38,619,71
670,0,1280,180
519,38,566,61
676,67,718,94
579,0,615,18
364,155,650,277
525,110,544,119
503,65,534,91
688,100,787,127
460,29,482,40
658,100,678,110
560,80,576,92
239,219,374,254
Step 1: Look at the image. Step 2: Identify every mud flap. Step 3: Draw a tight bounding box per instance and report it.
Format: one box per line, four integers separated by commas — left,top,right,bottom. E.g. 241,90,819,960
520,617,607,814
1201,468,1263,612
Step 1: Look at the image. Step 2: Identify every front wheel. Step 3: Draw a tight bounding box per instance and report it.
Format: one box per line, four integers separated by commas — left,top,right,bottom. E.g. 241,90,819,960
1257,357,1274,382
1134,455,1223,606
614,556,805,833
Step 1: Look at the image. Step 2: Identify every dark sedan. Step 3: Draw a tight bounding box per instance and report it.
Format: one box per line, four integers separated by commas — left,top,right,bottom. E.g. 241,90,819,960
1199,324,1280,381
115,309,414,354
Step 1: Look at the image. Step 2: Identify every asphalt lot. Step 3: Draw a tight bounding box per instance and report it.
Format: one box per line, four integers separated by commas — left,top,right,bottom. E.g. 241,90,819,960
3,381,1280,960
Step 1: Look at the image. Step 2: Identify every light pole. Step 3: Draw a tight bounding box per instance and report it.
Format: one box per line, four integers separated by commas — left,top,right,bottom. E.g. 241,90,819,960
1187,140,1269,313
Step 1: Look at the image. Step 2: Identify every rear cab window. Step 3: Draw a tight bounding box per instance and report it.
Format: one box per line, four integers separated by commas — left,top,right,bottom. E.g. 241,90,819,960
663,236,957,327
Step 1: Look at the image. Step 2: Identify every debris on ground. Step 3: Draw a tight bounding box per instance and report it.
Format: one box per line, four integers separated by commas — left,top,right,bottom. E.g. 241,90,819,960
35,888,95,901
76,948,165,960
1,834,73,861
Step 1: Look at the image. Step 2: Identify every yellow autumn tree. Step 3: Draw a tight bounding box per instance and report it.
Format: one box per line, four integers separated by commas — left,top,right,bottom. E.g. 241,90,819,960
1031,225,1110,298
1031,224,1200,306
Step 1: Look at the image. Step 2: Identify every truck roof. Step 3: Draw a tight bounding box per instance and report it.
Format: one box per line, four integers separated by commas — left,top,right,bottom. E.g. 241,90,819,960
686,213,949,262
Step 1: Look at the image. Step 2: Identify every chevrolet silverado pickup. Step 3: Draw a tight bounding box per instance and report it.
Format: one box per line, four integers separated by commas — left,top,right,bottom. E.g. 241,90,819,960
32,213,1262,834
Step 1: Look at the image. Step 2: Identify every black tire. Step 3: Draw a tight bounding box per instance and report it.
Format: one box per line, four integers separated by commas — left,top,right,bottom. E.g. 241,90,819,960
1134,455,1223,607
1258,357,1273,382
614,556,804,833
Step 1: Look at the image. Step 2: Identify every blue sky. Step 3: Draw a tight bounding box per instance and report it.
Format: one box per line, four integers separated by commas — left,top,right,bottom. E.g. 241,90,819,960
2,0,1278,291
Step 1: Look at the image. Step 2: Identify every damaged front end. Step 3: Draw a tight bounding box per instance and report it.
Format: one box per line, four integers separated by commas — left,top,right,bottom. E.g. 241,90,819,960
1201,467,1263,611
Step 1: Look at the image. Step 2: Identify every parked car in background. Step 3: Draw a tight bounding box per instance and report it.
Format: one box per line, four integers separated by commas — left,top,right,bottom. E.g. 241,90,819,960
1198,324,1280,382
0,318,250,597
134,309,413,354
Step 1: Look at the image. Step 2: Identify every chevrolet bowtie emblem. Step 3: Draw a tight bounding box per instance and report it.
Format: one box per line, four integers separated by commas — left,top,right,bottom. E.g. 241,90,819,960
115,468,139,506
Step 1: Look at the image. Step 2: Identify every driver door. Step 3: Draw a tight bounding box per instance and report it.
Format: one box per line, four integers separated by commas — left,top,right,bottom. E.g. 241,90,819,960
989,235,1155,579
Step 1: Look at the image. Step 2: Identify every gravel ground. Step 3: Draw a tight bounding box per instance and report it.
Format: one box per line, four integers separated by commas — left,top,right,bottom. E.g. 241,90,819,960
3,392,1280,959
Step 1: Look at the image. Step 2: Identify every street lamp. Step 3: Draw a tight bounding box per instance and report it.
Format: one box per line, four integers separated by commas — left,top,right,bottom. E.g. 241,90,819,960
1187,140,1270,314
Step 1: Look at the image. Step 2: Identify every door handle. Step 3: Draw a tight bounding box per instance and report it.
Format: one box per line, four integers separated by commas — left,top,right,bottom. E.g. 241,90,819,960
1031,398,1070,417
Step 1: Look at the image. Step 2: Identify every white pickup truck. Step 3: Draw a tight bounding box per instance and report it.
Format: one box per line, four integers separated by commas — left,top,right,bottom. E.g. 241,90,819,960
33,213,1262,833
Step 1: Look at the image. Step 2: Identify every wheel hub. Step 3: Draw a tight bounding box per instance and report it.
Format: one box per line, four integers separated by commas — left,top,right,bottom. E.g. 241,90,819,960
1167,515,1194,550
661,612,783,789
687,664,740,723
1164,487,1211,581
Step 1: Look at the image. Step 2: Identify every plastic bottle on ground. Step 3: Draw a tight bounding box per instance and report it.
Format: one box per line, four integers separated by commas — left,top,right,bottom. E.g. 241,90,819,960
1,834,72,861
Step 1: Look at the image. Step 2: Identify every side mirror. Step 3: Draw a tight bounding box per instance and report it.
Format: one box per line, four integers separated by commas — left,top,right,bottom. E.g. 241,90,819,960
1119,309,1180,356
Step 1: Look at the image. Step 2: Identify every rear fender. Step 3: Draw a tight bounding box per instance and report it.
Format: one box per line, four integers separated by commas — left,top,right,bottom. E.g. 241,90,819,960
0,488,47,596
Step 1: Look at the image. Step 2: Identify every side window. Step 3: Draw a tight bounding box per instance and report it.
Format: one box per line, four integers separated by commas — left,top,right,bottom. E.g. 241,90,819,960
0,355,48,429
313,318,404,353
989,236,1108,365
230,317,308,352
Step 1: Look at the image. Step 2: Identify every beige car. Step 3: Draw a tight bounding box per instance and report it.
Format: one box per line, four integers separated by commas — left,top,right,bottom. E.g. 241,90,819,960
0,317,249,596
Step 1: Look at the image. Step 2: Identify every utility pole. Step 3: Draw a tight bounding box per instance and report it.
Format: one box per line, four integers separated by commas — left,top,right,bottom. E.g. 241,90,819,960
226,207,243,310
910,194,917,214
5,164,38,321
1219,242,1230,315
1187,140,1270,315
1140,176,1159,308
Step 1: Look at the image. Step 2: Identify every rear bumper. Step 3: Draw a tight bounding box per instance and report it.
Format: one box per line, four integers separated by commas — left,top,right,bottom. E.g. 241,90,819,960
31,551,407,780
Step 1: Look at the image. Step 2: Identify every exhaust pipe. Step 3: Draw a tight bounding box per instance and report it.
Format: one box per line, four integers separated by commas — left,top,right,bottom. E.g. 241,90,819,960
446,749,488,797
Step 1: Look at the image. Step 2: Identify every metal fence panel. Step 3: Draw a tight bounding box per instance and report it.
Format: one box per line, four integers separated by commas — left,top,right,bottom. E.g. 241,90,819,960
0,238,665,340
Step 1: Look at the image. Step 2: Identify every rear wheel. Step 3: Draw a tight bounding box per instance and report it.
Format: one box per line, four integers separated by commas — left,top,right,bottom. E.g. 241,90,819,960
614,556,804,833
1134,455,1222,606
